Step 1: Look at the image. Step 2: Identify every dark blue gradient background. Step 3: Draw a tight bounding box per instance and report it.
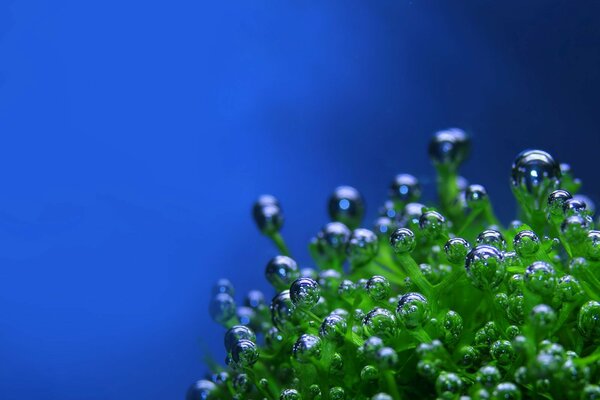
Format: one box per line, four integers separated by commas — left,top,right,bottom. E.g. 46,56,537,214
1,1,600,399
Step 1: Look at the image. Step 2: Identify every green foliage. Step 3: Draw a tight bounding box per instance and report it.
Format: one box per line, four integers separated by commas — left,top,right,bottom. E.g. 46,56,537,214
191,129,600,400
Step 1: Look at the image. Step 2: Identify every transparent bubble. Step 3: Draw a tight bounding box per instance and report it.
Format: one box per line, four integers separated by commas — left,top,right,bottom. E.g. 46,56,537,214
329,387,345,400
265,326,285,351
279,388,301,400
581,385,600,400
319,313,348,344
390,228,416,254
435,372,463,399
563,198,588,216
403,202,426,226
328,186,365,229
253,197,284,235
233,373,251,393
371,394,393,400
270,290,295,331
373,216,395,238
290,277,321,309
465,184,488,209
265,255,300,291
444,237,471,264
557,275,583,302
366,275,391,302
211,371,229,385
546,189,572,216
428,128,471,166
512,231,539,259
292,334,322,363
396,292,430,329
318,269,342,293
379,200,398,219
578,301,600,340
361,365,380,382
347,228,379,266
506,294,524,324
390,173,421,204
443,310,463,345
505,325,520,340
337,279,357,300
244,290,265,310
574,194,596,215
476,230,506,251
524,261,556,297
465,245,506,290
363,307,397,339
313,222,352,264
457,345,480,369
585,230,600,260
477,365,501,388
529,304,556,332
376,347,398,369
209,293,236,325
224,325,256,353
491,382,521,400
561,215,590,243
231,339,259,367
511,149,561,209
186,379,217,400
212,278,234,296
419,210,447,239
490,340,515,366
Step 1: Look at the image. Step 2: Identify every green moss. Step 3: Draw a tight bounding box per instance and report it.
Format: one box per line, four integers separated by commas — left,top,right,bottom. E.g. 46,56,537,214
192,129,600,400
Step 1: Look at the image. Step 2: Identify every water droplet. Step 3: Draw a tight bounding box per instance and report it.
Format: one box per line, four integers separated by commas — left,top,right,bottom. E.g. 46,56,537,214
292,334,322,363
186,379,217,400
253,195,284,235
465,245,506,290
313,222,351,264
585,230,600,260
557,275,583,302
477,365,501,388
428,128,471,166
465,184,488,209
209,293,236,325
290,277,321,309
513,230,540,258
361,365,380,382
578,301,600,340
319,313,348,344
529,304,556,331
373,216,395,238
563,198,588,216
224,325,256,352
279,388,301,400
396,292,430,329
490,340,515,366
231,339,259,367
389,174,421,204
363,307,397,338
524,261,556,297
546,189,572,218
390,228,416,254
265,255,300,290
270,290,295,331
329,387,345,400
376,347,398,369
244,290,265,309
419,210,447,239
347,228,379,266
212,278,234,296
366,275,391,302
444,237,471,264
328,186,365,229
443,310,463,345
574,194,596,215
511,150,561,209
491,382,521,400
476,230,506,251
435,372,463,399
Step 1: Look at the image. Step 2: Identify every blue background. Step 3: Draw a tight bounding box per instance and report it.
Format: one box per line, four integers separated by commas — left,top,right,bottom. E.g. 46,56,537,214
1,1,600,399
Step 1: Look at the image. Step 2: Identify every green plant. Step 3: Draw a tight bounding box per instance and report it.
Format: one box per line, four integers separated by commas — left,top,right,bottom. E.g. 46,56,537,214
189,129,600,400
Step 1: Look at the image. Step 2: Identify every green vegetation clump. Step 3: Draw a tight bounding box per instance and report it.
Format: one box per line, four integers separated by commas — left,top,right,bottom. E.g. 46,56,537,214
189,129,600,400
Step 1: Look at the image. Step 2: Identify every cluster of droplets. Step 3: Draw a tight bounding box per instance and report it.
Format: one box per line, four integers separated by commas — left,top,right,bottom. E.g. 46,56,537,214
189,129,600,400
